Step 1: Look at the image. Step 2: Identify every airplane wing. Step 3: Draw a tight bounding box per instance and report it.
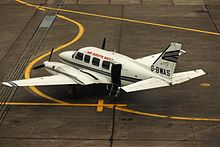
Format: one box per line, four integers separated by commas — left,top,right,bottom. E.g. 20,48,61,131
135,49,186,66
2,74,78,87
2,60,113,87
2,71,110,87
121,69,205,92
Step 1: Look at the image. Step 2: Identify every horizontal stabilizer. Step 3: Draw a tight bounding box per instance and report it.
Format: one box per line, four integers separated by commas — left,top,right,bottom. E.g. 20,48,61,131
172,69,206,84
121,69,206,93
121,77,169,92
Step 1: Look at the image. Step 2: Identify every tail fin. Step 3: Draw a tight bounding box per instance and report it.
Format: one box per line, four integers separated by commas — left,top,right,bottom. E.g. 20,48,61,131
150,42,182,81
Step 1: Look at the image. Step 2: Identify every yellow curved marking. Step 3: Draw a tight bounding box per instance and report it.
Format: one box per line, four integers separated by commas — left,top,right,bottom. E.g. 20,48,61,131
112,107,220,122
16,0,220,122
24,14,84,104
16,0,220,36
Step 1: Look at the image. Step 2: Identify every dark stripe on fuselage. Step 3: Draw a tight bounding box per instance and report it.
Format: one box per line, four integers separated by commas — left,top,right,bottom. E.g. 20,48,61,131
59,57,142,83
162,50,180,63
162,56,178,63
163,50,179,57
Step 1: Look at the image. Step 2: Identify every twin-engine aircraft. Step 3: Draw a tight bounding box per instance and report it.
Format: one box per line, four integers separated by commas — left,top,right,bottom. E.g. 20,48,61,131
2,40,206,96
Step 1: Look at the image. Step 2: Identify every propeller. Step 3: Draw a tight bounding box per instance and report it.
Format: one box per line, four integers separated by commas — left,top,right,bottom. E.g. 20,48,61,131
33,48,54,70
101,38,106,49
33,64,45,70
48,48,54,61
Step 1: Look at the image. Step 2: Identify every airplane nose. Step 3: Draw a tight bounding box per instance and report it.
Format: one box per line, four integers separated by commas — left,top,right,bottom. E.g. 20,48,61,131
59,51,72,59
59,52,65,59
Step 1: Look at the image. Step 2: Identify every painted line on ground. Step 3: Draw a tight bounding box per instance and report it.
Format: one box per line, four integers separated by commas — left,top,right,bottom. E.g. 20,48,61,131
97,100,104,112
1,101,219,122
0,102,126,107
112,107,220,122
16,0,220,36
13,0,220,122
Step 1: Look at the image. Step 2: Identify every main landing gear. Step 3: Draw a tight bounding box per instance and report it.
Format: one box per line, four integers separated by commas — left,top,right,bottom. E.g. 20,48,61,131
68,85,76,98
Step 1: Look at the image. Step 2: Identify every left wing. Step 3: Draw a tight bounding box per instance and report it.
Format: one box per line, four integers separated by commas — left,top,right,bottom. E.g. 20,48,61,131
121,69,206,92
2,74,78,87
2,61,112,87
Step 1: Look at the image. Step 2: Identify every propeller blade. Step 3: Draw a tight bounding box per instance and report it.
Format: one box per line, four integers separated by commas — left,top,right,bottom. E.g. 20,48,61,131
48,48,54,61
101,38,106,49
33,64,45,70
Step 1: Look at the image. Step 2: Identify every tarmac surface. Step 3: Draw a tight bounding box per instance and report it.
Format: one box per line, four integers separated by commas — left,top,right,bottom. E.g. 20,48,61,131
0,0,220,146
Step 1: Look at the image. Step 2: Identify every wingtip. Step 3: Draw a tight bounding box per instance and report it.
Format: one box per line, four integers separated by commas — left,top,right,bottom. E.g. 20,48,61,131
2,82,14,87
196,69,206,75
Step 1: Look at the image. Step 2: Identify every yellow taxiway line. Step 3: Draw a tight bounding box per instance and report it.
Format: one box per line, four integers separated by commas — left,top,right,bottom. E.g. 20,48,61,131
97,100,104,112
10,0,220,122
113,107,220,122
16,0,220,36
1,101,219,122
0,102,126,108
24,14,84,104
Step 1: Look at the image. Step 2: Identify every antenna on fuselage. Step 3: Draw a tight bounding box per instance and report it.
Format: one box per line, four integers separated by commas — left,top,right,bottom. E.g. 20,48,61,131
101,38,106,50
33,48,54,70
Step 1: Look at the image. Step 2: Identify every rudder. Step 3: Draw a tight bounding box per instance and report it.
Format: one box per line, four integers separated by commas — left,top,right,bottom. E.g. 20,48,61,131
150,42,182,81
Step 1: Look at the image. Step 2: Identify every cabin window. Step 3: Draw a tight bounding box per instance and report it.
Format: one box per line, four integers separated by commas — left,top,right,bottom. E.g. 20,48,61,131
102,61,110,70
92,57,100,66
75,52,84,61
84,55,90,63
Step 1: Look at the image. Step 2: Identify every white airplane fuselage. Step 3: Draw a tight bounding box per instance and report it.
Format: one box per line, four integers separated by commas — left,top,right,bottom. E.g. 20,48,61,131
57,47,153,86
2,42,206,94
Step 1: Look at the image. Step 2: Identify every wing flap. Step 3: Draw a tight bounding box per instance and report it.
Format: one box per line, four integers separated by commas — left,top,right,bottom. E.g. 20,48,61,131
121,69,206,93
2,74,77,87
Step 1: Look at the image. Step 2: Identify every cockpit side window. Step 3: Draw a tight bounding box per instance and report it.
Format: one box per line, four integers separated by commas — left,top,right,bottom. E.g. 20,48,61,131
102,61,110,70
75,52,84,61
84,55,91,63
72,52,76,58
92,57,100,66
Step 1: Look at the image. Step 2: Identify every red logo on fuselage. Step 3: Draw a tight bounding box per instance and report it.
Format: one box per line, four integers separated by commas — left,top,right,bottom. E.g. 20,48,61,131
87,51,113,61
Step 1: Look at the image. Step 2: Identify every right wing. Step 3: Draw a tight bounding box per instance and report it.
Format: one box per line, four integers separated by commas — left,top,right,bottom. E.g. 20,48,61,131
121,77,169,92
121,69,206,92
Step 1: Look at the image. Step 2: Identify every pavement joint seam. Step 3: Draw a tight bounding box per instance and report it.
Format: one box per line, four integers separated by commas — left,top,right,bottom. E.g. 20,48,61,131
117,5,124,53
205,5,220,34
109,106,116,147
